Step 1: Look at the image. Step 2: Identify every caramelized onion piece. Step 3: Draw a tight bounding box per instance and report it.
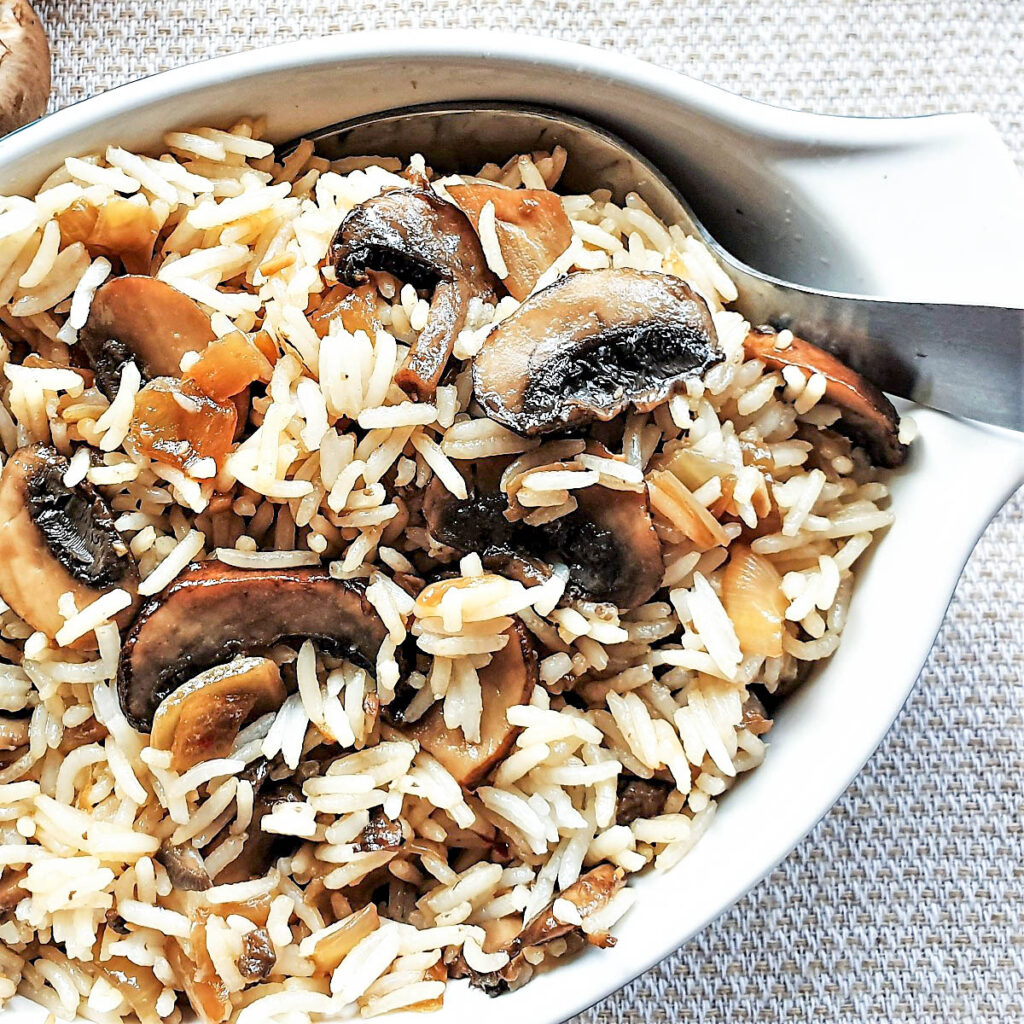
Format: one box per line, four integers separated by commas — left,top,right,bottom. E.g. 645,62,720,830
721,544,788,657
310,904,381,972
58,198,160,276
118,562,389,731
150,655,285,771
91,956,163,1024
129,376,237,473
79,276,216,397
402,622,537,789
0,444,139,646
743,327,906,467
445,182,572,300
309,283,383,339
331,188,499,399
183,331,272,402
0,716,29,751
473,268,720,435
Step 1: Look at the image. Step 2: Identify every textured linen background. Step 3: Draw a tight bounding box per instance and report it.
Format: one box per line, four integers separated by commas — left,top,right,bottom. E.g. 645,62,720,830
28,2,1024,1021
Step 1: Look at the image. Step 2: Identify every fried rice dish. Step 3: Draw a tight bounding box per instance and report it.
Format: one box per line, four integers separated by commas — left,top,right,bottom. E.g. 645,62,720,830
0,119,911,1022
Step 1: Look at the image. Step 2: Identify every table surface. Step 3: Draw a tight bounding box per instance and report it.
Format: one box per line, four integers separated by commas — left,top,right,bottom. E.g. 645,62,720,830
30,2,1024,1021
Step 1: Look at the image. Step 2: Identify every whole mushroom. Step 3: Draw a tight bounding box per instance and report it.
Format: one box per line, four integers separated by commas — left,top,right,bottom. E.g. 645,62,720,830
0,0,50,137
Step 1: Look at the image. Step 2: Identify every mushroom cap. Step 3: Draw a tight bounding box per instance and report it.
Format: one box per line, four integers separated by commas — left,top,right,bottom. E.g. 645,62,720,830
79,276,216,398
0,444,139,646
423,449,664,610
330,187,500,400
743,327,907,467
331,187,494,291
156,840,212,892
0,0,50,137
117,561,391,732
401,621,537,789
472,268,721,435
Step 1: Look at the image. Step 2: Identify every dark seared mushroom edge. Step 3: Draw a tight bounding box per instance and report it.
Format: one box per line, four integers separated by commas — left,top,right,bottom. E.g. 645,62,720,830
472,268,723,436
330,188,500,400
117,562,391,732
423,450,665,612
0,443,140,645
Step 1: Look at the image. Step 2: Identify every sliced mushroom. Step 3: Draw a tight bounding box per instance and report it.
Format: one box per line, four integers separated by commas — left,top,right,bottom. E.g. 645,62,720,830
615,776,672,826
118,561,390,732
473,268,721,435
402,621,537,789
513,864,626,952
79,276,216,398
741,691,773,736
157,839,212,892
444,182,572,300
355,809,407,853
0,0,50,137
238,926,277,981
743,326,907,467
0,444,139,646
424,455,664,610
330,188,500,399
460,861,629,996
150,656,286,771
212,779,303,885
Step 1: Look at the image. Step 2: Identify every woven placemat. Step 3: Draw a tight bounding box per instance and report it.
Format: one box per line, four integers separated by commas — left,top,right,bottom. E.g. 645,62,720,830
30,2,1024,1020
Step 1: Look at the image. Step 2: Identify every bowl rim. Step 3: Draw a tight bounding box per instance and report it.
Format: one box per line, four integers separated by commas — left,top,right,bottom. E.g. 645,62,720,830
1,29,1023,1024
2,29,1009,161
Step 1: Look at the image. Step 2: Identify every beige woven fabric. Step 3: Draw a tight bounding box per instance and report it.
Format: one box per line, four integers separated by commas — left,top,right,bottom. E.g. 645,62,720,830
31,2,1024,1021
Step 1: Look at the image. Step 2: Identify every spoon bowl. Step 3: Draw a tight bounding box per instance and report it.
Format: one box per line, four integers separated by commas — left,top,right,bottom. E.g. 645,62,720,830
296,101,1024,432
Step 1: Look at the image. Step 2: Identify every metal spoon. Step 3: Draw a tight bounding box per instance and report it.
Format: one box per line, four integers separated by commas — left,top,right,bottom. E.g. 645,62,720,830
294,102,1023,432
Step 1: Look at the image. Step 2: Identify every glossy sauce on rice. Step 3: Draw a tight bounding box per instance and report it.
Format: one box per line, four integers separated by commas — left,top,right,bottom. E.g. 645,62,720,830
0,120,906,1023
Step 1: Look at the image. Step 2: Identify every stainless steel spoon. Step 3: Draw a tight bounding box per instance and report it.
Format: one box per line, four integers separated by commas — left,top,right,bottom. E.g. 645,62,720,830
293,102,1023,432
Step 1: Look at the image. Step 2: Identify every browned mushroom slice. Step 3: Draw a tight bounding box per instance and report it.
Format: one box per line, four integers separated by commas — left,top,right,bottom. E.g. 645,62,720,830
238,927,277,981
423,461,663,610
330,188,500,399
402,622,537,789
150,656,286,771
79,276,216,398
512,864,626,952
0,444,139,647
444,182,573,300
743,327,907,467
212,779,304,885
157,839,212,892
615,776,672,826
117,561,390,732
473,268,721,435
355,809,407,852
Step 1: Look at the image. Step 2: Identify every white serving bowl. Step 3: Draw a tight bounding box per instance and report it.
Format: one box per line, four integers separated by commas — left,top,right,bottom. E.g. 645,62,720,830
2,30,1023,1024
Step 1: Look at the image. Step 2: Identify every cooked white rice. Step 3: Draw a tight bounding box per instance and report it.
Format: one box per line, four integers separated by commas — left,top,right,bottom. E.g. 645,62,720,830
0,118,905,1024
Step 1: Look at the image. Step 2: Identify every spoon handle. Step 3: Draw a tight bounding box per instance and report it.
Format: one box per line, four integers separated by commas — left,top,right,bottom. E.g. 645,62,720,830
723,264,1024,431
